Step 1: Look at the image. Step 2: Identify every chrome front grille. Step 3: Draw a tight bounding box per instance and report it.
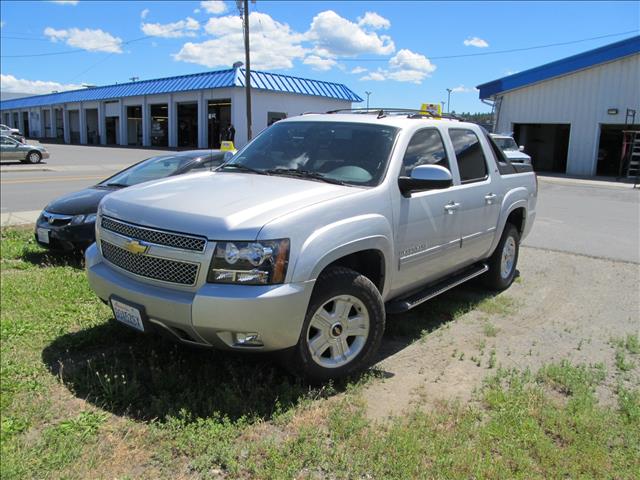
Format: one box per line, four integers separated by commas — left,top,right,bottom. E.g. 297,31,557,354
42,211,73,226
101,240,199,286
101,216,207,252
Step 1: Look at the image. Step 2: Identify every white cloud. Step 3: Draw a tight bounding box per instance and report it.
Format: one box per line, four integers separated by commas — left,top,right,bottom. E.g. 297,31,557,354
463,36,489,48
303,55,337,71
357,12,390,30
350,66,367,74
307,10,395,57
44,27,123,53
451,85,472,93
200,1,226,15
359,49,435,84
140,8,149,19
0,20,5,28
141,17,199,38
389,48,435,73
50,0,79,5
1,74,83,94
175,12,305,69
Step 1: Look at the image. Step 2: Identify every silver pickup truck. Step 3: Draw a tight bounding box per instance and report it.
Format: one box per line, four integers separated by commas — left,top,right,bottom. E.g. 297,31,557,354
86,110,537,380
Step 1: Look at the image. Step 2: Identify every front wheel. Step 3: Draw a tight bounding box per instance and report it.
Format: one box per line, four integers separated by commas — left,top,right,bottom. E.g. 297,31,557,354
290,266,385,381
26,151,42,164
483,223,520,291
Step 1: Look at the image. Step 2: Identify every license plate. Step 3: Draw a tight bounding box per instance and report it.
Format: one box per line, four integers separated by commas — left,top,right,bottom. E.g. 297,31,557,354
37,227,50,244
111,299,145,332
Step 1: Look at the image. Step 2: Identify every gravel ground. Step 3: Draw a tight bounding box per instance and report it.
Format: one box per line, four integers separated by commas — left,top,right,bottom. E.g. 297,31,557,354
364,246,640,420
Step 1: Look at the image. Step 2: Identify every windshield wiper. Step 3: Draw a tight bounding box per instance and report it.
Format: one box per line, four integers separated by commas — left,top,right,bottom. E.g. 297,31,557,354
103,182,129,188
265,168,347,185
218,164,268,175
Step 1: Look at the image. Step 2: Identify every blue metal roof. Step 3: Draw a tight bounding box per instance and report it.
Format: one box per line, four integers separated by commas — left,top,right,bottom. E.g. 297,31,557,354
0,68,362,110
477,35,640,99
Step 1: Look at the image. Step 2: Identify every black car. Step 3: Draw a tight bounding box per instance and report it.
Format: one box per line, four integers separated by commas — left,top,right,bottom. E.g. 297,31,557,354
35,149,232,252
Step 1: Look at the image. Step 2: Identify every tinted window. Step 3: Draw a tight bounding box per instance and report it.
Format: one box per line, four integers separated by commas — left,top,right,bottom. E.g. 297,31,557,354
188,152,230,170
229,121,399,186
100,155,194,187
401,128,449,177
449,129,488,183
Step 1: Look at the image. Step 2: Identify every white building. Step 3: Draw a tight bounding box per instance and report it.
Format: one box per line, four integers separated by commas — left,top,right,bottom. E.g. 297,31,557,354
477,36,640,176
0,67,361,150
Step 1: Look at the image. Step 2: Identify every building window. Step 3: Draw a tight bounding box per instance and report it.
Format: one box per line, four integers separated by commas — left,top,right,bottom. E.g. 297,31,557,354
150,104,168,147
268,112,287,126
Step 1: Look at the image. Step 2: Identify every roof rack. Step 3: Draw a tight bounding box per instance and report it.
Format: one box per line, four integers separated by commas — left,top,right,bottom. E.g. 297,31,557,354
325,108,465,121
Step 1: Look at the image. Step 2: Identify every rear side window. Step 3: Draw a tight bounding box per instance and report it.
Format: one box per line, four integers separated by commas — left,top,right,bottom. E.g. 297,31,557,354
449,128,488,183
401,128,449,177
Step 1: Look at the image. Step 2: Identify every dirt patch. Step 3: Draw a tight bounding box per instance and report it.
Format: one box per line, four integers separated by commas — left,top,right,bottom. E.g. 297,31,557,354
363,247,640,420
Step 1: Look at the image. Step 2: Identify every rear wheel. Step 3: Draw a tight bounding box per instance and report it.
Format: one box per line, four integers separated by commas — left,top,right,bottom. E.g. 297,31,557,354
26,151,42,164
483,223,520,291
290,266,385,381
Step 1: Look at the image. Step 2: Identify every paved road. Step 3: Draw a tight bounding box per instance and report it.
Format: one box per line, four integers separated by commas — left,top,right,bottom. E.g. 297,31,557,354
524,179,639,263
2,144,639,262
1,143,168,213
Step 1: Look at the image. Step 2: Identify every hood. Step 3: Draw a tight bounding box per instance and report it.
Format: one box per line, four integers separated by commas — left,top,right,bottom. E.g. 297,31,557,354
46,187,114,215
503,150,531,161
100,172,357,240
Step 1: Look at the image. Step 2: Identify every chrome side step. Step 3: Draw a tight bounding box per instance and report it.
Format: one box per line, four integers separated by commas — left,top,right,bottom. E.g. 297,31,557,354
385,263,488,314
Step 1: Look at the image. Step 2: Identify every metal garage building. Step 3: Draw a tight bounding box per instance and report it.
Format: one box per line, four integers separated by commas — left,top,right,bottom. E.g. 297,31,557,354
0,66,362,149
477,35,639,176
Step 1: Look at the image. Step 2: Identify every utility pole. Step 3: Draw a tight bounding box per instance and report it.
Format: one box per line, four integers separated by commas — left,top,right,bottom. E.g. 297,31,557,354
440,101,446,112
365,91,372,110
239,0,252,142
446,88,453,113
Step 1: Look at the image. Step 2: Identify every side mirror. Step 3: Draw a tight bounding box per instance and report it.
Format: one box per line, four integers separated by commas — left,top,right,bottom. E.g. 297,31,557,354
398,164,453,197
519,145,525,152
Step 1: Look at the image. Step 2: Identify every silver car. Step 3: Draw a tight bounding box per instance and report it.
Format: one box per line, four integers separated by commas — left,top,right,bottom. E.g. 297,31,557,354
86,112,537,380
0,135,50,163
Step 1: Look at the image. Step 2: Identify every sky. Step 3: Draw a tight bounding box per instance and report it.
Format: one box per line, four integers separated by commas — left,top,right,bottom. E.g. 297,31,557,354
0,0,638,113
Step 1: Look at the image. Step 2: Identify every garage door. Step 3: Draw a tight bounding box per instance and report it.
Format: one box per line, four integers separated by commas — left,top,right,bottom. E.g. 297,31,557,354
513,123,570,173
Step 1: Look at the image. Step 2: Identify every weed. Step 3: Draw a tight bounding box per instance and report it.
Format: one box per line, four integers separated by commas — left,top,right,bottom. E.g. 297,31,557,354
615,349,634,372
477,295,517,315
483,322,499,337
488,349,497,369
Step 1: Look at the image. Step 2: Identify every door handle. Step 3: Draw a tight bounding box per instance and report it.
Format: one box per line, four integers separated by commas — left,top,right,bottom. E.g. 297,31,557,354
484,193,497,204
444,202,460,214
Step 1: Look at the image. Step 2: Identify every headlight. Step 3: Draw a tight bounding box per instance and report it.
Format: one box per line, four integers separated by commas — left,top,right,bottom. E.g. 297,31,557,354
70,214,98,225
207,239,290,285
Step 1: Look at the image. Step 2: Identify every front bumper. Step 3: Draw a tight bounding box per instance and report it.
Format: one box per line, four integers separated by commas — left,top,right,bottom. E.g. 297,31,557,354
85,243,315,351
35,218,95,251
40,151,50,160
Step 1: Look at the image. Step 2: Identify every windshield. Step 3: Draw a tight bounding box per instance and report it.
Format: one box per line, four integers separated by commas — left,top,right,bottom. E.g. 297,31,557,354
225,121,399,186
100,154,198,187
493,137,519,151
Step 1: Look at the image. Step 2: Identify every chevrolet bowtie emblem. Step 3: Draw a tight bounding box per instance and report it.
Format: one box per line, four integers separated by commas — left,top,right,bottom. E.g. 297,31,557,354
123,239,148,255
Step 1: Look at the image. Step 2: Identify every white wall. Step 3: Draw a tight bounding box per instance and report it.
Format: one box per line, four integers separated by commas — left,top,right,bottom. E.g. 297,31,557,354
232,90,353,148
495,54,640,175
0,88,356,148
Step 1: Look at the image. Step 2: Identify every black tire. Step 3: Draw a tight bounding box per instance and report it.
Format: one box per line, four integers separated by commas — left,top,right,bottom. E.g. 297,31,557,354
288,266,385,382
483,223,520,291
26,150,42,164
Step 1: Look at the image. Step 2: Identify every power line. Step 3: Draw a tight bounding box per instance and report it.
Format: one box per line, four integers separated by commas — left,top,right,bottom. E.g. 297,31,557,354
1,34,151,58
337,30,639,62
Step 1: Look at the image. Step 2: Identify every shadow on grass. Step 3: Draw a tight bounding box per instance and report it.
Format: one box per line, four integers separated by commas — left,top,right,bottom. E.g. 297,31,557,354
42,321,363,424
42,277,502,424
21,249,84,269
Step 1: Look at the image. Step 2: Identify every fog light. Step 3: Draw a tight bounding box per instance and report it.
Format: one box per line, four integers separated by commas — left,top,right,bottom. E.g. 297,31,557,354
234,332,263,346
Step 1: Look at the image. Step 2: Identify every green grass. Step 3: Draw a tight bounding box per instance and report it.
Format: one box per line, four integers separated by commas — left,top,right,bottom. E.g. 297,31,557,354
2,228,640,479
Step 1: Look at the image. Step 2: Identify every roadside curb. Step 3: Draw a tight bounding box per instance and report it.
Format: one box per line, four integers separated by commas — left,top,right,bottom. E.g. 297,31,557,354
538,175,637,189
1,210,41,227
